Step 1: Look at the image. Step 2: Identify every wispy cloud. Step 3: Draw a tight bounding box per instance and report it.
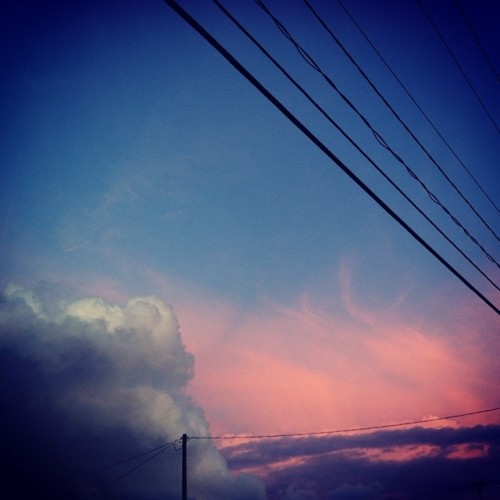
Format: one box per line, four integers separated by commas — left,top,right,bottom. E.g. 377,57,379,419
177,297,498,437
46,263,499,441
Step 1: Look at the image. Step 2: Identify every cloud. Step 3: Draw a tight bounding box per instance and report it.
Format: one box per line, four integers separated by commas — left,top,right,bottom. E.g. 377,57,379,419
0,284,264,499
328,483,382,500
175,287,499,437
221,425,500,499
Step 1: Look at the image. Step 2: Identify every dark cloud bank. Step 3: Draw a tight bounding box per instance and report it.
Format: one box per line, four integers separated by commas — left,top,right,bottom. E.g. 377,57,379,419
222,424,500,499
1,284,499,499
0,284,263,499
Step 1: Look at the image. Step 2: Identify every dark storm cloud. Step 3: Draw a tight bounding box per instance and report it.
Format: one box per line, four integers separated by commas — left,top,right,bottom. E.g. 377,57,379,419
222,425,500,499
225,425,500,467
0,284,264,499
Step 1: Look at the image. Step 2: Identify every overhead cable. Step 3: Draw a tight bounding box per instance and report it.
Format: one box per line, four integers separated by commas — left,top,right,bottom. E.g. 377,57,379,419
163,0,499,315
212,0,499,292
80,441,176,499
336,0,500,214
417,0,500,136
188,406,500,440
254,0,499,268
453,0,500,84
75,440,178,479
304,0,500,237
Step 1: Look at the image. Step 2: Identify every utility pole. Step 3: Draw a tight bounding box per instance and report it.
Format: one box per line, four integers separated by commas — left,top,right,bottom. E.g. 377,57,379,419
182,434,187,500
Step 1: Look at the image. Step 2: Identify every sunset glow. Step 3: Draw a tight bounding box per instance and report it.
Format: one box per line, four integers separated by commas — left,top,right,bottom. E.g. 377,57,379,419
1,0,499,498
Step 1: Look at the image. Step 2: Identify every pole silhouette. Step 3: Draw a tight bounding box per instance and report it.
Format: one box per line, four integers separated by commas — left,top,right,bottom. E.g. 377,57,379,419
182,434,187,500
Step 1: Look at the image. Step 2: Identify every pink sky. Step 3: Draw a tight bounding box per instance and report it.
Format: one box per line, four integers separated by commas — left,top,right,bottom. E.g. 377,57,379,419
32,259,500,439
170,264,500,438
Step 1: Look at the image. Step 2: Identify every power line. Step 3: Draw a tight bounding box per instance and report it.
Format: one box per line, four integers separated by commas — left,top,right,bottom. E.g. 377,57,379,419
188,406,500,440
254,0,500,268
211,0,499,292
453,0,500,84
304,0,500,239
417,0,500,136
335,0,500,215
80,441,177,499
163,0,499,314
74,440,178,478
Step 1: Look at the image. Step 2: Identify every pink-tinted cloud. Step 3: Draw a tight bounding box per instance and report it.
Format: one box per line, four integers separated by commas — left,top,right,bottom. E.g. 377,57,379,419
20,265,497,499
62,262,500,439
220,425,500,498
172,263,500,438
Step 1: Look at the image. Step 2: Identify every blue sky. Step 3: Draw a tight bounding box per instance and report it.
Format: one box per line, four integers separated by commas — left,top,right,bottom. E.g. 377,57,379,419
1,1,499,498
2,0,498,308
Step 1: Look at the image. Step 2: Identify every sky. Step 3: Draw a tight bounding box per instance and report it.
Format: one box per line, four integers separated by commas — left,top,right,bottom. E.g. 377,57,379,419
1,0,499,498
